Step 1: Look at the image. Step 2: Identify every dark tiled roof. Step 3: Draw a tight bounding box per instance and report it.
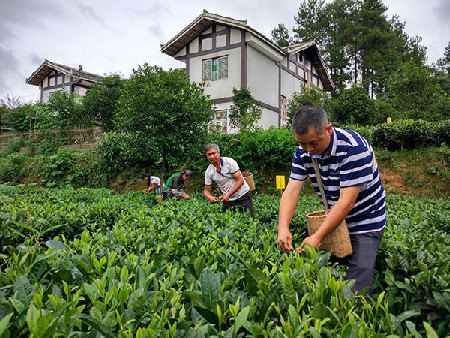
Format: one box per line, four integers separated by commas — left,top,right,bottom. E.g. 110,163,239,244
161,10,334,92
26,59,103,86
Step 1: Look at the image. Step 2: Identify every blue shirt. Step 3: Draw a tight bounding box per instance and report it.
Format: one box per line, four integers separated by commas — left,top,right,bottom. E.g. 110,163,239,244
291,127,386,234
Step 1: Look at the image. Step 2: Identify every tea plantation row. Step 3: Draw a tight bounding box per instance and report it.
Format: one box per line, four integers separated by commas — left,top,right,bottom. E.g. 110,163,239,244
0,185,448,337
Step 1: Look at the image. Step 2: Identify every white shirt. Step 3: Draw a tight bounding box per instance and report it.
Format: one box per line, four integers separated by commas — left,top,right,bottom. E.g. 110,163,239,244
205,157,249,200
150,176,161,187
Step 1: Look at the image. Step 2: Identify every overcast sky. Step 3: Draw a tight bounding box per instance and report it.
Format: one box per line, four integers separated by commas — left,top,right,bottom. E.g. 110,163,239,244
0,0,448,103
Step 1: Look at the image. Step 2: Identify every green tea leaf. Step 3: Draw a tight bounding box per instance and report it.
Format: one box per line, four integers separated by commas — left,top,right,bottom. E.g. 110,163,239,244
72,314,115,338
234,306,250,333
200,268,220,310
14,276,34,307
0,312,13,336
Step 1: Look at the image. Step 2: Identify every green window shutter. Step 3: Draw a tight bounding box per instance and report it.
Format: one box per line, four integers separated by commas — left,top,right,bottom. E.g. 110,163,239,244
212,59,218,81
203,59,212,81
218,56,228,79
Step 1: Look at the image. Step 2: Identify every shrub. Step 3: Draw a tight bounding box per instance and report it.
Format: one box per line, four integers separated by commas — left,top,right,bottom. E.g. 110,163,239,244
372,119,450,150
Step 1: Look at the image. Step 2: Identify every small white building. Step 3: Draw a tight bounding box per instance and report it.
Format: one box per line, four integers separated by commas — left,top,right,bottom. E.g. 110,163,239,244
26,59,103,103
161,10,334,133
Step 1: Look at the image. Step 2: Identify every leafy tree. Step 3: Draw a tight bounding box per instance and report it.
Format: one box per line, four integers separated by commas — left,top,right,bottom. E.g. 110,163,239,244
228,88,262,133
329,84,378,125
271,24,292,47
432,41,450,96
115,64,214,182
293,0,328,46
43,90,89,129
287,83,330,125
82,74,124,131
387,59,445,121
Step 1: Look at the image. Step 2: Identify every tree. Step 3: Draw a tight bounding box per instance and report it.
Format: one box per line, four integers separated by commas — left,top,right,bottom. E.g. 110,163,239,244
293,0,328,46
287,84,330,126
228,88,262,133
115,64,214,182
82,74,124,131
387,59,445,121
44,90,88,129
271,24,292,47
329,84,378,125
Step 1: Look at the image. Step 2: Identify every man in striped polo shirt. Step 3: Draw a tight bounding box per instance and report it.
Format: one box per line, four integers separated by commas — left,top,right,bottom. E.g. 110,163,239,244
277,105,386,296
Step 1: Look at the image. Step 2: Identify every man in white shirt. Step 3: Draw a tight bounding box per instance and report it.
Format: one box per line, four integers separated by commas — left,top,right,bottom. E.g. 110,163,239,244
141,173,162,194
204,143,253,216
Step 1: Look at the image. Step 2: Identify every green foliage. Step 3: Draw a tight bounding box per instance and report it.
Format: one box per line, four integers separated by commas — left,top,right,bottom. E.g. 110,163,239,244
271,23,292,47
97,132,163,175
229,88,263,133
0,153,31,183
376,195,450,334
0,187,446,336
36,91,92,130
2,104,36,131
387,59,445,121
292,0,427,95
287,84,331,126
82,74,124,131
372,119,450,150
115,64,214,180
329,84,379,125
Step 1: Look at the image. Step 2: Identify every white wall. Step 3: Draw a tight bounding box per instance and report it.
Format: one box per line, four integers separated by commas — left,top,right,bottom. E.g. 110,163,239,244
246,45,279,108
189,47,241,99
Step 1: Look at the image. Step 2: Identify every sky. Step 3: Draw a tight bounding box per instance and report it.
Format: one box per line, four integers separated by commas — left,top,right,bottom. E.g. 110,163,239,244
0,0,449,103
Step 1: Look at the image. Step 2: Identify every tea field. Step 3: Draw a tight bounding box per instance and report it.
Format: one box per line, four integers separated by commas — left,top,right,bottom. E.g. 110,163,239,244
0,185,448,337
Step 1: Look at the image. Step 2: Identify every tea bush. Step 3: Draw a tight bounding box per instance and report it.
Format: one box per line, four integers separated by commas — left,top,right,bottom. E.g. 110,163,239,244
0,186,447,336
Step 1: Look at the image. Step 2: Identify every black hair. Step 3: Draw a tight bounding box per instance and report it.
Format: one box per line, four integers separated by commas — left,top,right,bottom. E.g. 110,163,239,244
141,173,151,179
292,105,329,135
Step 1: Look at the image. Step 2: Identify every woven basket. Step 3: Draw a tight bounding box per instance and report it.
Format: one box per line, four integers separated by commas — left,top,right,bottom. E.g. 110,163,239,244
306,210,352,258
242,172,255,191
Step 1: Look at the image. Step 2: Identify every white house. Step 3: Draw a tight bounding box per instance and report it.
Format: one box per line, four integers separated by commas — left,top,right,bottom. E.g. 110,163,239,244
26,59,103,103
161,10,334,133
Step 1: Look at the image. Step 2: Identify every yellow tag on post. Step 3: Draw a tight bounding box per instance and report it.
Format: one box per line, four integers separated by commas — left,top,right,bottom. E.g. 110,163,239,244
276,175,285,190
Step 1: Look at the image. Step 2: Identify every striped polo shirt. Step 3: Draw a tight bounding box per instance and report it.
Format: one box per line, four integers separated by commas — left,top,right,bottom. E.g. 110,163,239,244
291,127,386,234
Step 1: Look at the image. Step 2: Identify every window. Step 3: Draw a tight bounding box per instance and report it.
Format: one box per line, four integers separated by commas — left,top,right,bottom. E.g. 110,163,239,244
203,56,228,81
209,110,228,133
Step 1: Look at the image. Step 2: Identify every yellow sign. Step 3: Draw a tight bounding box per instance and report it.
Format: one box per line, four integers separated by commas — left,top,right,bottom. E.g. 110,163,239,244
276,175,286,190
387,117,392,123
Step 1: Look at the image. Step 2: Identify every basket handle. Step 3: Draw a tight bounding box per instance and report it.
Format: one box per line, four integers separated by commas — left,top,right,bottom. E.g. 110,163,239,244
311,157,329,213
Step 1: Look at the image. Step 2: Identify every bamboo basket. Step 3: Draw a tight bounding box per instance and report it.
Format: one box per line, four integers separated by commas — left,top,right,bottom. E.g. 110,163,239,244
306,210,352,258
242,172,255,191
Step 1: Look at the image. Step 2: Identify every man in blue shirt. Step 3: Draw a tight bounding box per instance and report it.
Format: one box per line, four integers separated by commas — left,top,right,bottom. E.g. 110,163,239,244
277,105,385,296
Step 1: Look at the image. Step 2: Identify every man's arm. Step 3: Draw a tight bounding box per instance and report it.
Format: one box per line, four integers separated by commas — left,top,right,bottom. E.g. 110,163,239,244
204,185,219,203
298,185,361,251
277,179,305,252
221,171,244,201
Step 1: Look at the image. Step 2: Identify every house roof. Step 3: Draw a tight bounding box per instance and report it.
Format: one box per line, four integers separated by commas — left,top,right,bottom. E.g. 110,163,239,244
282,42,335,92
26,59,103,86
161,10,285,58
161,10,335,92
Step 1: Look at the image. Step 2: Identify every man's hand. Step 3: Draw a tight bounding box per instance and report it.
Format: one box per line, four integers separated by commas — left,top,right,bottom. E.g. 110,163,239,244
296,233,321,253
208,196,219,204
219,194,231,202
277,229,293,252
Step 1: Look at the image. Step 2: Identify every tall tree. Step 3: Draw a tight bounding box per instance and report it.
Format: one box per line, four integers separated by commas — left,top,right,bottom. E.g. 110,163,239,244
293,0,328,47
115,64,214,183
271,24,292,47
